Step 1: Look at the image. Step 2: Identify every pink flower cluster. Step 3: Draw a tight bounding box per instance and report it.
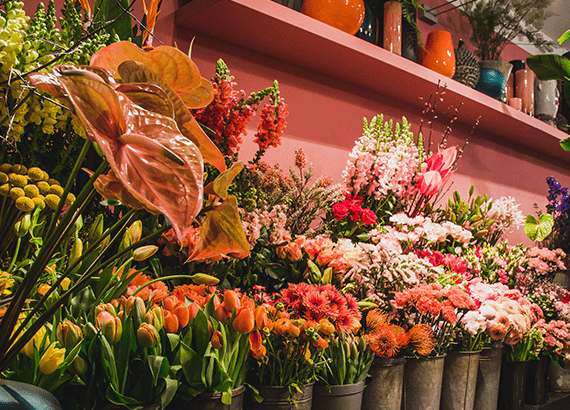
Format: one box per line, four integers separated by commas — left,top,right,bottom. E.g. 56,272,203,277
341,128,421,202
525,246,567,276
241,205,291,250
535,319,570,358
278,283,362,333
417,249,472,281
331,194,377,225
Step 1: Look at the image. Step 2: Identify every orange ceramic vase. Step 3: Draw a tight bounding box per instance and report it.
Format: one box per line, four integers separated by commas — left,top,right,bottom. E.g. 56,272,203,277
300,0,365,35
418,30,456,78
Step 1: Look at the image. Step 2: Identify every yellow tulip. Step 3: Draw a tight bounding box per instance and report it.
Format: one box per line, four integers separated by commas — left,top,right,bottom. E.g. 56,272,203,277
22,326,47,358
39,342,66,375
60,277,71,291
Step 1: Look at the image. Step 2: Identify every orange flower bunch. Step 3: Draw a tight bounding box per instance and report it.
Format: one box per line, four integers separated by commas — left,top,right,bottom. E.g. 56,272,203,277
249,294,337,389
365,309,435,359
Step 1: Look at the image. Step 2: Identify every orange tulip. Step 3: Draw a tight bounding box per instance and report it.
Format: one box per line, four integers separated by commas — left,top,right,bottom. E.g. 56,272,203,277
163,296,177,312
211,330,223,349
252,344,266,360
223,289,240,313
164,311,179,333
188,303,200,323
249,330,262,352
174,303,190,328
216,303,230,323
254,306,273,331
233,307,255,334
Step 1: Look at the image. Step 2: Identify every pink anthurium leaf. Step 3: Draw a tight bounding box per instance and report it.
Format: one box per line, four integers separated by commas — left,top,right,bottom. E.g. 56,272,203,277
204,162,244,199
187,195,250,263
90,41,212,107
113,131,203,241
115,83,175,119
53,66,126,142
118,61,226,172
86,168,159,213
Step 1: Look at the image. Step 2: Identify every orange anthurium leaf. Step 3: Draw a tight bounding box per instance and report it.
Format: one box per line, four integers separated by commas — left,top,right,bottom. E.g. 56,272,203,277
54,66,125,142
89,168,159,213
187,195,250,263
90,41,209,106
115,83,175,118
178,77,215,109
118,61,226,172
31,66,204,243
204,162,244,199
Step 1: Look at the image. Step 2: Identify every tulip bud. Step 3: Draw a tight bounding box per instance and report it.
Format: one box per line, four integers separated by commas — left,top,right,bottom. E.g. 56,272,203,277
223,289,240,313
69,236,83,270
137,323,160,348
95,303,117,318
119,230,132,253
133,245,158,261
211,330,223,349
321,267,333,285
39,342,66,375
164,311,180,333
233,307,255,334
188,303,200,323
14,213,31,237
254,306,273,332
128,220,143,243
88,214,104,243
190,273,220,285
57,320,82,349
173,303,190,328
144,306,165,331
72,356,88,375
22,326,47,358
216,303,230,323
125,296,146,324
73,214,84,232
97,311,122,345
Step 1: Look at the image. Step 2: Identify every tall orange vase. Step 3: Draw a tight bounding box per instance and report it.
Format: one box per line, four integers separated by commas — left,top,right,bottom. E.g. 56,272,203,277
418,30,456,78
300,0,365,35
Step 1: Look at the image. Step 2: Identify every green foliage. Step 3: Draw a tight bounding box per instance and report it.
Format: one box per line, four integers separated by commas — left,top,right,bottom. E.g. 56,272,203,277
320,333,374,385
460,0,555,60
524,213,554,242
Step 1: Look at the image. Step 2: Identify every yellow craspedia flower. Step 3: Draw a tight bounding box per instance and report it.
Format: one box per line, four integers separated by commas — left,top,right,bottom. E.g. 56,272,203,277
39,342,65,375
27,167,44,182
0,183,10,196
15,196,34,212
22,326,47,358
10,187,25,201
23,184,39,198
48,185,64,197
45,194,60,210
47,178,60,186
12,164,27,175
0,164,12,173
0,271,14,296
0,172,7,184
9,173,27,188
65,193,75,206
32,196,45,210
41,171,49,181
37,181,50,195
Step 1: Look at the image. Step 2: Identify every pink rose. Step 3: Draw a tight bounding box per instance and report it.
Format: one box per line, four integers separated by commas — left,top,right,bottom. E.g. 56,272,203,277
360,208,377,225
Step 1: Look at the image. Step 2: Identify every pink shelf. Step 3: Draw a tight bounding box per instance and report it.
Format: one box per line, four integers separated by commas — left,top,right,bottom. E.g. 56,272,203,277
175,0,570,162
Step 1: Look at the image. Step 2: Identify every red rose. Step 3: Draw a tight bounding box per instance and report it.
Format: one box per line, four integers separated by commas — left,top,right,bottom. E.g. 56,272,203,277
332,201,350,220
360,208,377,225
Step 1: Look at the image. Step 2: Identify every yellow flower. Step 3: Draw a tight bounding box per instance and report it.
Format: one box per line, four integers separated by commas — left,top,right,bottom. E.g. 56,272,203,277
0,271,14,296
37,283,51,296
22,326,47,358
39,342,66,375
60,277,71,291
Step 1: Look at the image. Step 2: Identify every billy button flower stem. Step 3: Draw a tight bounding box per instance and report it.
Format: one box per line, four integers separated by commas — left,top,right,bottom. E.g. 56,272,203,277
0,139,98,368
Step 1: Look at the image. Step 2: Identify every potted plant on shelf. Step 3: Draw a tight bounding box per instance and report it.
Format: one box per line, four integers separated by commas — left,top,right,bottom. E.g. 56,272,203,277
458,0,556,101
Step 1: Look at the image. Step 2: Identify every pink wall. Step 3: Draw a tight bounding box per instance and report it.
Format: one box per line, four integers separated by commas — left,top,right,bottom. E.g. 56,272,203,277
24,0,570,245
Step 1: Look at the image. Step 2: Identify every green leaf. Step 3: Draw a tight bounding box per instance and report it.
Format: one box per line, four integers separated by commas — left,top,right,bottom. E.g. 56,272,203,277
69,286,96,318
524,214,553,242
99,335,120,392
559,29,570,45
527,55,570,82
148,355,169,387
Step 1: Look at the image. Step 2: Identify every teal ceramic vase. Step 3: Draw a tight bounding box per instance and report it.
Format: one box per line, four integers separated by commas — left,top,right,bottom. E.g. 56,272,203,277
0,379,62,410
